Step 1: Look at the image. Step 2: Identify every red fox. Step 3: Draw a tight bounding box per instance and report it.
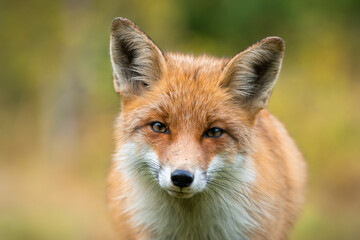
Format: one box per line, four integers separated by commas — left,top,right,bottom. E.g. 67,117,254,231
108,17,306,240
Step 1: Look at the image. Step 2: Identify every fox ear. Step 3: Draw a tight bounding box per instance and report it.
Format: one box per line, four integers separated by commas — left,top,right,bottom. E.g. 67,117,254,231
221,37,284,114
110,17,165,97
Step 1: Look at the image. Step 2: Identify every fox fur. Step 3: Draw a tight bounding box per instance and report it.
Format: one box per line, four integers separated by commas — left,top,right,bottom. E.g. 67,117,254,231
108,17,306,240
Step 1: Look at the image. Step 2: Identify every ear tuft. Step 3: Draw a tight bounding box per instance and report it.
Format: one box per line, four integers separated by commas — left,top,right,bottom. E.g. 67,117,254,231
110,17,165,97
221,36,285,114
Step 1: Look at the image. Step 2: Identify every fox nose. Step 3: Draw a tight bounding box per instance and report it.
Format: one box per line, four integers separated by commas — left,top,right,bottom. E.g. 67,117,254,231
171,170,194,188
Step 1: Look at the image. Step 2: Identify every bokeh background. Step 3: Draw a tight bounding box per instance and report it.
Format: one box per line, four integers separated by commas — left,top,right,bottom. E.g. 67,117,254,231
1,0,359,239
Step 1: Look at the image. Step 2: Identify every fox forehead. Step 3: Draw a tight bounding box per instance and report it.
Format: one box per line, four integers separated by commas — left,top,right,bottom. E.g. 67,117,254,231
122,53,250,132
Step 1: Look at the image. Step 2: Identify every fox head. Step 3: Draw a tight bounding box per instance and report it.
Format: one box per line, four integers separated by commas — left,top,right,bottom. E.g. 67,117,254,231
110,18,284,199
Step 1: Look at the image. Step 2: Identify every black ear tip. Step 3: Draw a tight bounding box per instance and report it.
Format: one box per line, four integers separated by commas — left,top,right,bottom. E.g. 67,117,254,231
111,17,135,32
262,36,285,52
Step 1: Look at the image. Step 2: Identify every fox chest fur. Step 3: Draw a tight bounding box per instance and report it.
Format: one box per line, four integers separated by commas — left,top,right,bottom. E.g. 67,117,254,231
107,17,306,240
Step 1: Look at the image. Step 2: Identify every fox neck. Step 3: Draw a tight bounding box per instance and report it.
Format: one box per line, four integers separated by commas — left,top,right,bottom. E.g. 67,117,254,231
131,189,255,240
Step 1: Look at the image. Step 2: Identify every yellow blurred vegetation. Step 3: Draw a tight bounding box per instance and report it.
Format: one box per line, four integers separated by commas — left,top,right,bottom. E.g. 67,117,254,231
0,0,359,239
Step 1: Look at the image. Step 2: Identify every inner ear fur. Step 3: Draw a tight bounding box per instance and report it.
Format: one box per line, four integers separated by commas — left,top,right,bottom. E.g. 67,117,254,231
220,37,285,115
110,17,165,97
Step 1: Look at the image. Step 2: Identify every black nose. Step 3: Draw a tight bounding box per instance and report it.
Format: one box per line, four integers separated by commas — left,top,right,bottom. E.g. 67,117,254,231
171,170,194,188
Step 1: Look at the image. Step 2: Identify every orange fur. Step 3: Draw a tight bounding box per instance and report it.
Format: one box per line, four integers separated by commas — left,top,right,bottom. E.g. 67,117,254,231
108,18,306,240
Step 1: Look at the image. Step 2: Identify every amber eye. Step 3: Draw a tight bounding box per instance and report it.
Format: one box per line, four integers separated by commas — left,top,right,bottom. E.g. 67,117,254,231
204,127,224,138
150,122,169,134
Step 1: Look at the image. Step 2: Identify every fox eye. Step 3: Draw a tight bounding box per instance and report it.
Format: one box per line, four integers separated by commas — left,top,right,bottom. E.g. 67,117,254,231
204,127,224,138
150,122,169,134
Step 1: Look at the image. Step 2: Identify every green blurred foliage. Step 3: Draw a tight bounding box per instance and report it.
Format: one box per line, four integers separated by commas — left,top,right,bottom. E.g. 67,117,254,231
0,0,359,239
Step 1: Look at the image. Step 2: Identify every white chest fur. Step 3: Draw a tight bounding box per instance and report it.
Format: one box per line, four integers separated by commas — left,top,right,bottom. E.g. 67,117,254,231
128,185,257,240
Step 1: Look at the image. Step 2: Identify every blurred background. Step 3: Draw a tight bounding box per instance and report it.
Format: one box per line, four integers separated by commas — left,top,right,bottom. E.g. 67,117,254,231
0,0,359,239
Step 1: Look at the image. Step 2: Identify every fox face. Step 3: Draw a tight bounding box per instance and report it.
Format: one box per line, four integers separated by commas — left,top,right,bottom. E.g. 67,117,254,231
115,63,255,199
108,18,305,240
110,18,283,200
